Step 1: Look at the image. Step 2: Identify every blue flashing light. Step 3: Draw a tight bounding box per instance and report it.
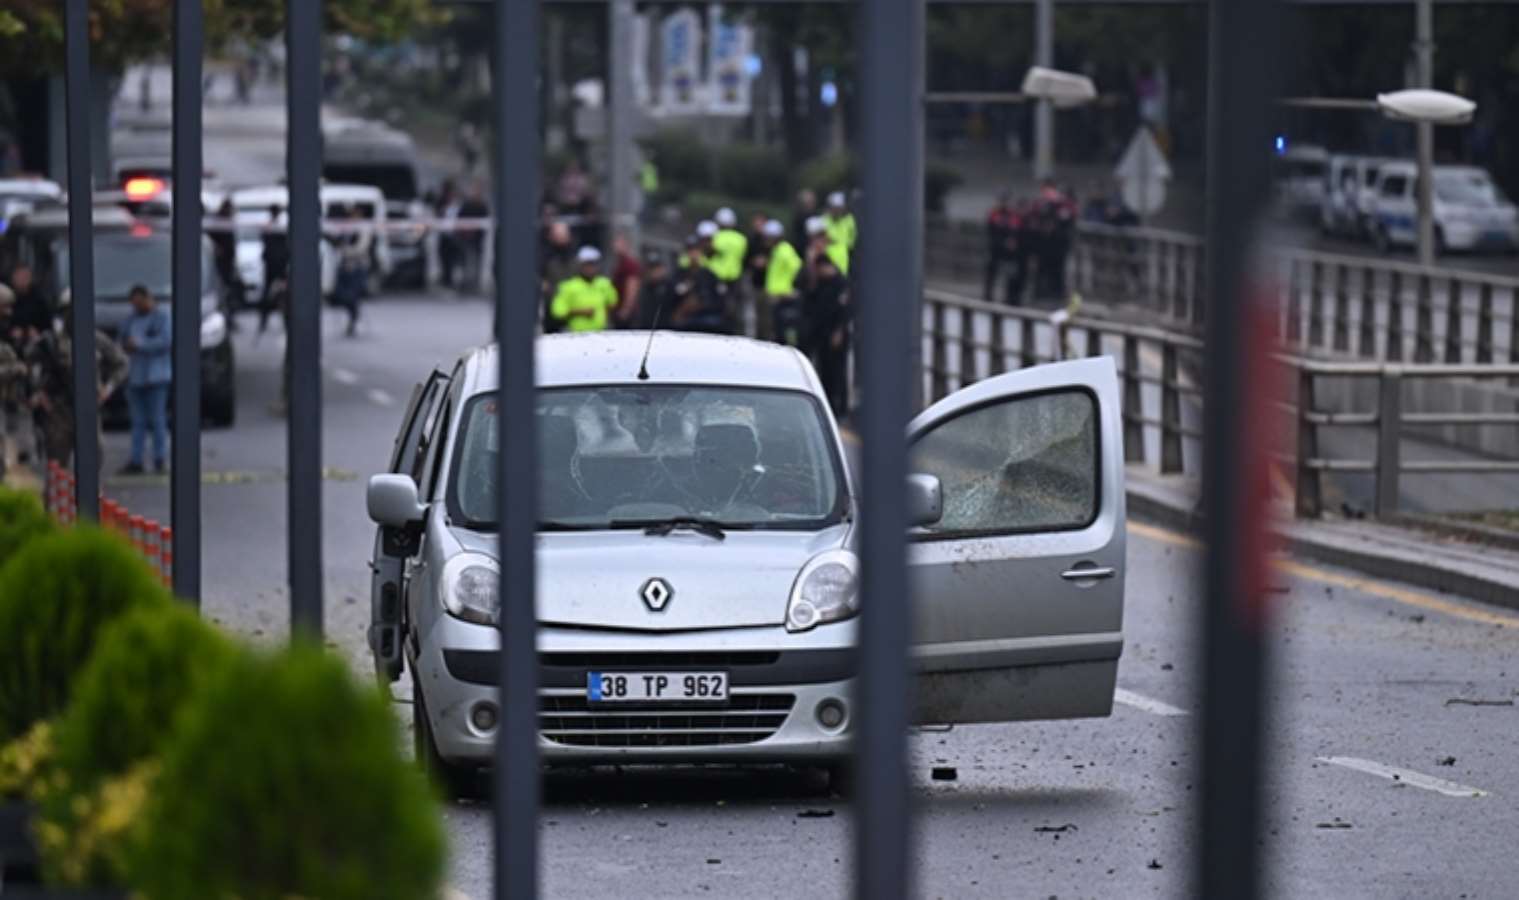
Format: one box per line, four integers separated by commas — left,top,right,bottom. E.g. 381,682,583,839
744,54,762,78
820,81,838,108
1274,135,1287,155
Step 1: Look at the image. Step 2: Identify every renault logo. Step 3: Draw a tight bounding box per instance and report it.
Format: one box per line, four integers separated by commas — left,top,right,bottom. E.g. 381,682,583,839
640,577,673,612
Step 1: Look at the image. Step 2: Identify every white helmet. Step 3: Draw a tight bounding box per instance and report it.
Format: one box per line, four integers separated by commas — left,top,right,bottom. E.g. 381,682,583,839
576,245,602,263
714,207,737,228
695,220,719,239
805,216,828,237
827,191,847,208
762,219,785,238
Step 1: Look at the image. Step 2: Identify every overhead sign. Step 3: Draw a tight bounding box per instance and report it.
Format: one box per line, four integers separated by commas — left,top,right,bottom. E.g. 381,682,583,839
658,9,702,116
706,6,753,116
1114,126,1171,217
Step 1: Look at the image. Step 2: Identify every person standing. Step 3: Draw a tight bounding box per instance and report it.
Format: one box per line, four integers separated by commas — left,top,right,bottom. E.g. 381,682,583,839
609,233,643,328
549,247,620,333
117,285,171,475
758,220,804,347
259,204,289,334
0,284,33,472
539,221,576,334
984,191,1016,303
710,208,749,287
25,289,127,469
457,186,490,294
632,250,675,331
333,205,372,337
7,264,52,335
804,226,852,419
791,189,818,250
823,191,857,260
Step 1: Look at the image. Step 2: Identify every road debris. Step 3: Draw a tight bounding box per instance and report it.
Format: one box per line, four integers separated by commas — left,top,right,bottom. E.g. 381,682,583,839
797,809,835,819
1315,818,1353,830
1147,859,1163,870
1034,824,1077,834
1444,698,1514,707
931,766,958,781
1436,756,1457,767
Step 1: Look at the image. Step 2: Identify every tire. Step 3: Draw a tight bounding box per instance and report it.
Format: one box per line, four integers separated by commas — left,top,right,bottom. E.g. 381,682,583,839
411,668,481,801
205,385,236,428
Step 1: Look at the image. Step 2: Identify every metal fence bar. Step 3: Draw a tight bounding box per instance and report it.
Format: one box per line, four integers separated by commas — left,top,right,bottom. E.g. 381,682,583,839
286,0,323,637
171,0,203,603
494,1,542,898
1374,371,1403,518
855,0,920,896
62,0,99,523
1196,1,1282,899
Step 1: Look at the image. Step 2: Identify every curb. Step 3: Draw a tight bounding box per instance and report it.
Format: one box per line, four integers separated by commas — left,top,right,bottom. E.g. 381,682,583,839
1124,480,1519,615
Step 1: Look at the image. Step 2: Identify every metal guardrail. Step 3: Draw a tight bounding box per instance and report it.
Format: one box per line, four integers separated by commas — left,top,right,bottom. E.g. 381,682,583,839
926,218,1519,368
921,288,1519,520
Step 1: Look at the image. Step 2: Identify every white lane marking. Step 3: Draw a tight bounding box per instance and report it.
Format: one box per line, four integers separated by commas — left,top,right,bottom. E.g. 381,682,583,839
331,367,360,385
1316,755,1489,798
367,388,396,407
1114,688,1189,717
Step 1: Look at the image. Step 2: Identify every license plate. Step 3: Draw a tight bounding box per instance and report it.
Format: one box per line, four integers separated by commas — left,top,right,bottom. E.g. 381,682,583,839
587,671,729,703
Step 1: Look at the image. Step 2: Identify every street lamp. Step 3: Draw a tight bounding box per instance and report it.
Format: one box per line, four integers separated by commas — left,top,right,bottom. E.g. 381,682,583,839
1376,88,1477,265
1021,66,1098,110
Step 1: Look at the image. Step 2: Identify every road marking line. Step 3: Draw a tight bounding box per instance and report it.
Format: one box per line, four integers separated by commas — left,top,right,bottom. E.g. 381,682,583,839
1114,688,1189,717
367,388,396,407
1127,521,1519,630
1316,755,1489,798
331,367,360,385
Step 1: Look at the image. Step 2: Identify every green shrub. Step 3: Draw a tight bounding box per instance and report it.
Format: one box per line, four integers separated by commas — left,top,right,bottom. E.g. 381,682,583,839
38,604,241,888
52,603,239,792
0,527,171,742
0,486,54,570
641,127,713,194
126,644,445,900
795,151,856,199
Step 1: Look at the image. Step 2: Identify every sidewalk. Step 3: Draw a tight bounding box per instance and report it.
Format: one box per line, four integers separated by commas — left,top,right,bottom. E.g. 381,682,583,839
1125,464,1519,613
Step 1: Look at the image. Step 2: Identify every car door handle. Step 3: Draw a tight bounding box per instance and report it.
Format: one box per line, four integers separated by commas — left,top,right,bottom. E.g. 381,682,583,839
1060,565,1116,581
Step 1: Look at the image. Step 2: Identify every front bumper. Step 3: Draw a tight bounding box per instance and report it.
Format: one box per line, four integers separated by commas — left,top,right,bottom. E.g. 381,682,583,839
1442,220,1519,251
412,617,858,765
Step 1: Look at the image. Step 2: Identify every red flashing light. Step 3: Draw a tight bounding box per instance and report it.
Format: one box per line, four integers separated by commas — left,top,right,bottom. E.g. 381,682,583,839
130,222,154,238
123,176,165,200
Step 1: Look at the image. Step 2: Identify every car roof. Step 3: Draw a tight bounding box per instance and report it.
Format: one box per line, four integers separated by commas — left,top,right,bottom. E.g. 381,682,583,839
458,332,822,396
0,178,63,199
230,182,384,206
10,204,138,231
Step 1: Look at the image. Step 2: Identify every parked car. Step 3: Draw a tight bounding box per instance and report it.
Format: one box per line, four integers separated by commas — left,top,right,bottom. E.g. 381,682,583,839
1367,162,1519,254
0,177,64,235
1319,155,1386,238
368,333,1128,796
323,121,432,288
1272,144,1329,221
0,205,237,426
226,184,364,301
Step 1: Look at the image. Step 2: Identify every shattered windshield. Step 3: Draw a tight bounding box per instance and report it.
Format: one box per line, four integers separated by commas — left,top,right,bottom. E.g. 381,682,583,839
448,385,847,530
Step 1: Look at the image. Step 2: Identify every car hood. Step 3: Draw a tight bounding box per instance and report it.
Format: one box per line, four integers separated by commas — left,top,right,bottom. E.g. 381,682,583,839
450,523,853,632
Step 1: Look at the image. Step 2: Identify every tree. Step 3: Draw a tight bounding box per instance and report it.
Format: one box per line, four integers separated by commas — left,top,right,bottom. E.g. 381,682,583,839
0,0,445,77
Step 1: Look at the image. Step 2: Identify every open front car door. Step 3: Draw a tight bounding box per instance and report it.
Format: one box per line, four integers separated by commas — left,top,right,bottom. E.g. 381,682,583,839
907,356,1126,725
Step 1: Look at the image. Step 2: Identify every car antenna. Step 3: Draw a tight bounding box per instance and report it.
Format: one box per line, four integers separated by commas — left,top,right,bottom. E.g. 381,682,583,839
636,296,666,381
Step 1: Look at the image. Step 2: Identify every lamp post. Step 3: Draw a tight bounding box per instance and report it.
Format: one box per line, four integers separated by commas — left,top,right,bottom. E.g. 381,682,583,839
1375,88,1476,265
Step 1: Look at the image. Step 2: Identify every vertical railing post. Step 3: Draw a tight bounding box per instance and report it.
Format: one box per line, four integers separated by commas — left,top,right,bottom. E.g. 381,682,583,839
1358,266,1377,358
1374,369,1403,519
1443,278,1462,364
494,2,542,899
1386,270,1405,362
988,310,1007,377
1161,342,1183,474
285,0,323,637
1332,263,1350,353
1294,366,1321,518
1307,260,1324,349
171,0,203,604
958,306,975,391
1122,334,1144,464
1085,323,1101,359
856,1,920,898
1475,283,1493,364
1285,258,1302,346
62,0,99,523
1020,317,1038,368
1414,273,1434,362
929,301,948,401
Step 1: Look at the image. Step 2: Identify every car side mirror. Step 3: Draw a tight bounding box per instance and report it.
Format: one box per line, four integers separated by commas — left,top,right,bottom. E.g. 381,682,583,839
368,474,425,528
905,473,943,528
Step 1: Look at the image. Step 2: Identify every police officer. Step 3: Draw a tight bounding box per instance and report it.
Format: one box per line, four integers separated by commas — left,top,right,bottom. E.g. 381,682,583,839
672,236,730,335
632,250,676,331
803,218,852,419
823,191,857,264
26,288,127,469
757,220,804,347
549,246,619,333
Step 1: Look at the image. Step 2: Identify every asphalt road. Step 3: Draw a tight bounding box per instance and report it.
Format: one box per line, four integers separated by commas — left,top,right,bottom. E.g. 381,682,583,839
99,66,1519,899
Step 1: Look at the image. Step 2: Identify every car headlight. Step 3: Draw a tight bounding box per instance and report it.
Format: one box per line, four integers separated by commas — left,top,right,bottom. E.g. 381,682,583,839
200,310,227,346
441,554,500,625
785,550,859,633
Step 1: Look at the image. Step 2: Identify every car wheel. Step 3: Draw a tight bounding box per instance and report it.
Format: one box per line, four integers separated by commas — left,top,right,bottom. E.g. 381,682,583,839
412,668,481,802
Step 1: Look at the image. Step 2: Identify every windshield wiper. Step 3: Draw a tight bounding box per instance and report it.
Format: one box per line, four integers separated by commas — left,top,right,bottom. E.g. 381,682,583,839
611,516,730,540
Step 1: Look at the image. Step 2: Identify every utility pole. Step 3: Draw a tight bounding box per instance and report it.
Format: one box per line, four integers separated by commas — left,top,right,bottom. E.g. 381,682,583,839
607,0,637,245
1415,0,1435,265
1033,0,1055,181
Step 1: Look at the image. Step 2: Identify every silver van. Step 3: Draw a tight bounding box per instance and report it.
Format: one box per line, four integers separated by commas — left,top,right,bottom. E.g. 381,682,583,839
368,333,1127,795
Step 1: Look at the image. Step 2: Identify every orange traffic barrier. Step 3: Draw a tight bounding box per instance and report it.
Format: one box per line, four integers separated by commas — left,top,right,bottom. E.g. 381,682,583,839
143,518,162,583
160,526,174,587
129,515,146,555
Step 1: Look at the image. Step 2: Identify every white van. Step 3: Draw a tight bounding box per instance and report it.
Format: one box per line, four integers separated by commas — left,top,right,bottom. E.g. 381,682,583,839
1368,162,1519,254
1319,155,1386,238
227,183,393,299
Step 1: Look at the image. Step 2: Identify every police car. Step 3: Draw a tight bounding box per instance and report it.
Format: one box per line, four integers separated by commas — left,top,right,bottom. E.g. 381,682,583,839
367,332,1126,795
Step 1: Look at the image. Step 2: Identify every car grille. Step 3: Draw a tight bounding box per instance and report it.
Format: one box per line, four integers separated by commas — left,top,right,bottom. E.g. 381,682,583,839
540,651,781,668
539,693,795,748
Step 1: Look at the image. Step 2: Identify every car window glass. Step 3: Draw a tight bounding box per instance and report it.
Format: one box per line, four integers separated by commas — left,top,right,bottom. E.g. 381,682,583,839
448,386,846,530
419,382,457,498
910,389,1098,536
1382,175,1407,197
